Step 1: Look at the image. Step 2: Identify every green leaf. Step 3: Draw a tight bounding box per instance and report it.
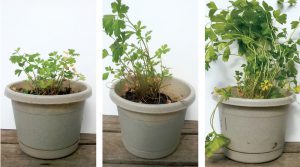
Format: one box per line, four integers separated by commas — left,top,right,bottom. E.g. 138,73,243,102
205,27,217,41
102,49,109,58
206,46,218,62
103,15,115,36
231,0,247,7
288,0,297,6
291,21,299,29
222,47,230,62
112,19,126,36
207,1,217,9
111,0,129,18
277,0,284,4
10,56,23,64
15,69,22,76
262,1,273,11
273,10,287,24
102,72,109,80
205,132,230,157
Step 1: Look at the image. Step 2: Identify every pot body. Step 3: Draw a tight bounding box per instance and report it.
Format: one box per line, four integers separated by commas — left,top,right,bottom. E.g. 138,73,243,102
216,93,296,163
110,77,195,159
5,81,92,159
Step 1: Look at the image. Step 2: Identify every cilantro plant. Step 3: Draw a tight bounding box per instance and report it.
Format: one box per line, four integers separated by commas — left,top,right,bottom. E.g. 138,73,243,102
205,0,300,157
102,0,171,103
10,48,85,95
206,0,300,99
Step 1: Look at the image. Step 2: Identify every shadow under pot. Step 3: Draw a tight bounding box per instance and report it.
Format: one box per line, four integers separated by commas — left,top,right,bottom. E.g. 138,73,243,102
213,91,296,163
110,77,195,159
4,81,92,159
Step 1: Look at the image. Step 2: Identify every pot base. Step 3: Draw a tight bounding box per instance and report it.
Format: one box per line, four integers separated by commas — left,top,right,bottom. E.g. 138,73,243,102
224,148,283,163
122,138,178,159
19,140,79,159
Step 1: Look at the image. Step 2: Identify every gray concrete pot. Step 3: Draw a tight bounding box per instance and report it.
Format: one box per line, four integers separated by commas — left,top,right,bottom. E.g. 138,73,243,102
5,81,92,159
110,77,195,159
213,91,296,163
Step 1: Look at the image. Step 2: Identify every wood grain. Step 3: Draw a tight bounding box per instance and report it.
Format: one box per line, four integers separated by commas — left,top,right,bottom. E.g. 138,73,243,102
103,115,198,166
1,129,96,167
206,153,300,167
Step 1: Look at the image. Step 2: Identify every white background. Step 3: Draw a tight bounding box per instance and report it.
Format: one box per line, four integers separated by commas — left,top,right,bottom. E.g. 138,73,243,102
102,0,199,121
0,0,96,134
205,0,300,141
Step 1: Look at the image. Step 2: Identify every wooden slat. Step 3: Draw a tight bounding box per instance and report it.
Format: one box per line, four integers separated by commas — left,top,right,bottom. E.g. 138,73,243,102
1,129,96,144
283,142,300,153
103,115,198,135
1,144,96,167
104,164,196,167
206,153,300,167
103,132,198,166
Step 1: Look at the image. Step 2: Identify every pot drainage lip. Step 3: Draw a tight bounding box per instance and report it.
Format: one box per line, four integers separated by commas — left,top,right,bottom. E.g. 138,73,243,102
225,147,283,154
18,139,80,151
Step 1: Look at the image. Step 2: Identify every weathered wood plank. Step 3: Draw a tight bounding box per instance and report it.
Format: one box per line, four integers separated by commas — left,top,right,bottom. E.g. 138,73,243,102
103,115,198,135
1,144,96,167
103,132,198,166
283,142,300,153
206,153,300,167
104,164,196,167
1,129,96,144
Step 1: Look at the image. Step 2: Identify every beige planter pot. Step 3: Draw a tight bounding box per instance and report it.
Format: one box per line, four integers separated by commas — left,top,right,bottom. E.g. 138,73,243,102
5,81,92,159
213,92,296,163
110,77,195,159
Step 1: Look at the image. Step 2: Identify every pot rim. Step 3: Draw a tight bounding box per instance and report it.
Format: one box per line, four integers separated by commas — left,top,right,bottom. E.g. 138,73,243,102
212,88,296,107
109,77,195,114
5,80,92,104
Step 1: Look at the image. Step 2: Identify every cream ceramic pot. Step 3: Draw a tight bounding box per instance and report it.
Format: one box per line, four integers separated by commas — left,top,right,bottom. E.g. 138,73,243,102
110,77,195,159
214,92,296,163
5,81,92,159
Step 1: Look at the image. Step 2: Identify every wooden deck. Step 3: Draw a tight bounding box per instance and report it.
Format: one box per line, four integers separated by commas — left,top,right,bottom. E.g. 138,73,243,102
103,115,198,166
206,143,300,167
1,129,96,167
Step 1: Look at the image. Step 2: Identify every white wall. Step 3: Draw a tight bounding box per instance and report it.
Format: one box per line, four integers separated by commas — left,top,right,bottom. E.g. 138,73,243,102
0,0,96,134
102,0,199,120
205,0,300,141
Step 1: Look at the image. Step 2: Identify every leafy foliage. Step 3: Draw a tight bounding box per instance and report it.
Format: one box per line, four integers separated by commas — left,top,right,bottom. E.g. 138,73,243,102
205,87,231,157
10,48,85,95
277,0,297,6
205,0,300,157
206,0,300,99
102,0,171,103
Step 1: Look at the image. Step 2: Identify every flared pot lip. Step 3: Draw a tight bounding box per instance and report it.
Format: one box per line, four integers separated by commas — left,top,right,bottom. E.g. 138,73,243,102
109,77,196,114
212,88,296,107
5,80,92,104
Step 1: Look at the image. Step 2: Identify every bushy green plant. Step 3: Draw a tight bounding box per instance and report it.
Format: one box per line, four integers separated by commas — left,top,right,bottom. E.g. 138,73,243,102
102,0,171,103
205,0,300,157
10,48,85,95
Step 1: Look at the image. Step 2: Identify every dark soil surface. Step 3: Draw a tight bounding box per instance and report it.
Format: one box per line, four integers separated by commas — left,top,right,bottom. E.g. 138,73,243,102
14,87,73,95
122,90,175,104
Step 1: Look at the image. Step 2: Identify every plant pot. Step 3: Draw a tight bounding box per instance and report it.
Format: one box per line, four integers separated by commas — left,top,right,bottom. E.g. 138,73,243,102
110,77,195,159
213,91,296,163
5,81,92,159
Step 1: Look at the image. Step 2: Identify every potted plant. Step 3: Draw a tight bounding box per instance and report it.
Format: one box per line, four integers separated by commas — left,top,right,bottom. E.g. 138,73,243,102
103,0,195,159
205,0,300,163
5,48,92,159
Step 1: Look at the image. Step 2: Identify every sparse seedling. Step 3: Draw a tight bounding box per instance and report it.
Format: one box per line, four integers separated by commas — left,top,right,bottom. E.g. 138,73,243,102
102,0,172,104
10,48,85,95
